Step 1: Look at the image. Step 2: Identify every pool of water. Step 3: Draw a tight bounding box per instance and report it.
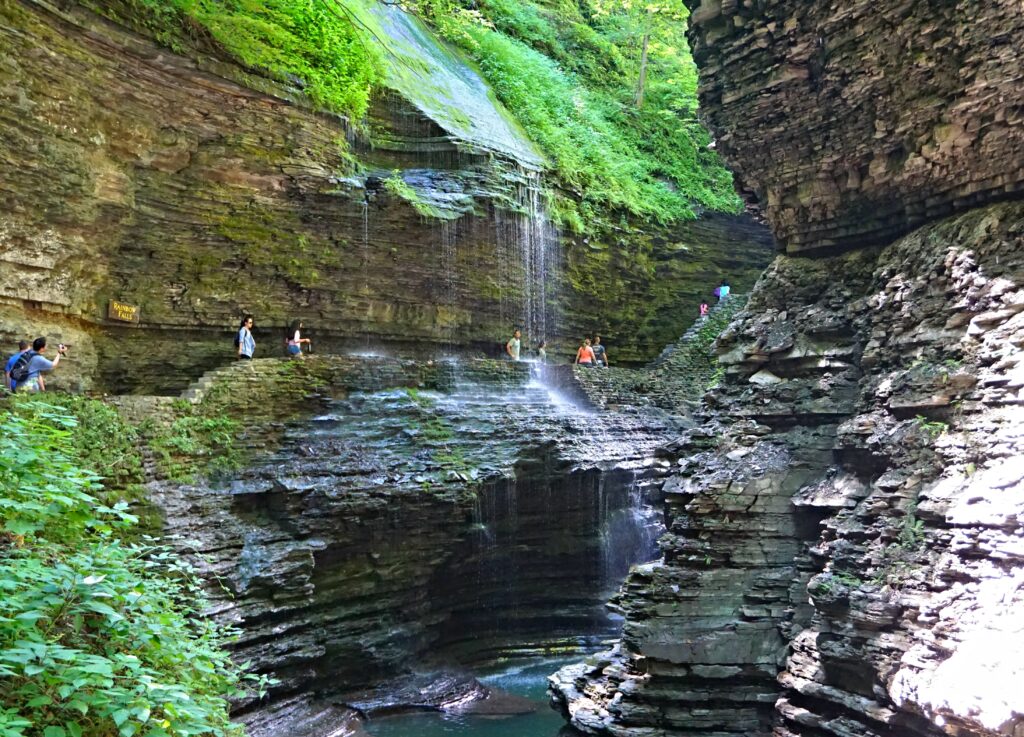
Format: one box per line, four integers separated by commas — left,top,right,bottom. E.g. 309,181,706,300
364,658,582,737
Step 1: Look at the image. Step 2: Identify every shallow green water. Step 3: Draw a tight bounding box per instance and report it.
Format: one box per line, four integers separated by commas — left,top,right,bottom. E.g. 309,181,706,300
364,658,581,737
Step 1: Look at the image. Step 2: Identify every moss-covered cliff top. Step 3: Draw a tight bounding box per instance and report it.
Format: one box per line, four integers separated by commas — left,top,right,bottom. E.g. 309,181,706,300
82,0,741,228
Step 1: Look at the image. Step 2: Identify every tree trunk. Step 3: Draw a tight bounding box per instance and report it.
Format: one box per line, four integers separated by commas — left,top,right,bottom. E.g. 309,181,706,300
634,31,650,108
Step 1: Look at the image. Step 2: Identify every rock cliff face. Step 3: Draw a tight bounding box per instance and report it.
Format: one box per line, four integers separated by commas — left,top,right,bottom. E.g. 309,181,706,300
554,201,1024,737
553,3,1024,736
0,0,773,393
137,357,674,735
685,0,1024,254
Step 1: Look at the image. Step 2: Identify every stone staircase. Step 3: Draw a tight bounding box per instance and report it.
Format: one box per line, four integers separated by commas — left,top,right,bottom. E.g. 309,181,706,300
647,295,744,370
545,295,748,413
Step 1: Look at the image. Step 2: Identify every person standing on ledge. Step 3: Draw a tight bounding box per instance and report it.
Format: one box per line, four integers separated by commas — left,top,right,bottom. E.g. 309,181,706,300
575,338,596,367
716,279,731,301
286,319,311,358
4,340,29,392
12,337,67,393
700,302,710,318
506,329,522,361
537,340,547,364
236,315,256,360
592,335,609,368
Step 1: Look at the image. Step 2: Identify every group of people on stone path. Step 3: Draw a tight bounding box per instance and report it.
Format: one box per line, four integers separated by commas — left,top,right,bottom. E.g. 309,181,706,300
3,337,68,394
574,336,609,368
234,316,312,360
503,329,609,368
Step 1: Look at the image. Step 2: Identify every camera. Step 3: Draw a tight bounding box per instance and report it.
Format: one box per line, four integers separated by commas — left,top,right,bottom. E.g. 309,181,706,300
58,343,70,354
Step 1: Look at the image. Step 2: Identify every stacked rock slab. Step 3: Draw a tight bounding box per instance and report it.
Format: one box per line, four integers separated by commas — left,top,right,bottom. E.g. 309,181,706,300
552,2,1024,736
552,200,1024,737
684,0,1024,254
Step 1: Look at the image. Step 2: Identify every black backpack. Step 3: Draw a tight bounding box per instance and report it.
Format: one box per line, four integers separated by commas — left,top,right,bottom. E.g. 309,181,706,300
233,328,244,349
9,351,36,383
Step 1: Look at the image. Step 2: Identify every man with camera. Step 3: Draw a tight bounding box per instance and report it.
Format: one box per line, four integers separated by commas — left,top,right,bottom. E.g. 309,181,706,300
10,337,68,393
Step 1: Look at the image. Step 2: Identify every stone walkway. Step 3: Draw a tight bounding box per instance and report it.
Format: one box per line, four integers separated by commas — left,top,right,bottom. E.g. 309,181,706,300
545,295,747,413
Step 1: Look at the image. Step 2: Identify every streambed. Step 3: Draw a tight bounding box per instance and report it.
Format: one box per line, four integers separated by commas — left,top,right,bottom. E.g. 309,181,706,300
365,658,583,737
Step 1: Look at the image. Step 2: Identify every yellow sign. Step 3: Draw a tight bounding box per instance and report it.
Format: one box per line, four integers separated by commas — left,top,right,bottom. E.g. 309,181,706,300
107,300,140,324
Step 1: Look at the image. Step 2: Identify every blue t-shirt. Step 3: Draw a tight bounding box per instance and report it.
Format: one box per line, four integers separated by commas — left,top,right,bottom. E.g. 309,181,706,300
24,354,55,380
237,327,256,357
5,350,26,390
720,285,731,298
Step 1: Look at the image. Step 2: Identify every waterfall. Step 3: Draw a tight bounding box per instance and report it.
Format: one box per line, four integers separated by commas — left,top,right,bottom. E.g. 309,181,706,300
495,168,561,351
436,217,458,351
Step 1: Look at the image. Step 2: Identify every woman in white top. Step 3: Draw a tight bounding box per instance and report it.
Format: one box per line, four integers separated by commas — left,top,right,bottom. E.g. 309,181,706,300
286,319,311,358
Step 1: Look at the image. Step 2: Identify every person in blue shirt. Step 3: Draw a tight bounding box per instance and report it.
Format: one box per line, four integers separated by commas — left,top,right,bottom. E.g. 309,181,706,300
14,337,67,393
4,340,29,392
236,315,256,360
716,279,731,301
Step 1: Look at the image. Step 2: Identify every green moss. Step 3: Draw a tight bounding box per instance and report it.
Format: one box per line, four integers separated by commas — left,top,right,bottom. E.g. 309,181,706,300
87,0,382,120
383,171,461,220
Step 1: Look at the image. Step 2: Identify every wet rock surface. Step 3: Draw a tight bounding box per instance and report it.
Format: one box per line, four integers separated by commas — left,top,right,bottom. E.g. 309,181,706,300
145,359,675,736
551,202,1024,737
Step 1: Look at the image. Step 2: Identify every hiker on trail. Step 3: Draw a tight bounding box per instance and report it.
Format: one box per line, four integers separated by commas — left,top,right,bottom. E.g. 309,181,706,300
537,341,547,364
12,337,67,393
575,338,596,367
592,335,609,368
4,340,29,392
506,329,522,361
286,320,311,358
236,315,255,360
715,279,731,302
700,302,709,318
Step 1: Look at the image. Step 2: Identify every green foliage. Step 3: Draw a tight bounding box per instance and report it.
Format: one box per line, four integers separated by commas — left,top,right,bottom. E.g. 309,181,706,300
146,410,242,483
912,415,948,439
0,404,258,737
7,396,144,494
92,0,381,119
413,0,741,226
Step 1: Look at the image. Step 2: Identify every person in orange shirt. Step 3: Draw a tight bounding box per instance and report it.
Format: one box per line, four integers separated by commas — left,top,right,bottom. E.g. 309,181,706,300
575,338,596,367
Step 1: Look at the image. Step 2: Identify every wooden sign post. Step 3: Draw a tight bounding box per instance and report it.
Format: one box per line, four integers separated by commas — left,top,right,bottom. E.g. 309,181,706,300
107,300,140,324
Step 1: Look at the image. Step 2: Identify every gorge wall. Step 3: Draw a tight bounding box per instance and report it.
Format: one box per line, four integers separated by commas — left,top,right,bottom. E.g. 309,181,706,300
553,3,1024,737
686,0,1024,254
134,356,673,736
0,0,774,394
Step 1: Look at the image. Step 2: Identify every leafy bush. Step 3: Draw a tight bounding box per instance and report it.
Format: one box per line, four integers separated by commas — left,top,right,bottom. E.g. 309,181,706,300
417,0,741,227
147,411,242,483
0,402,257,737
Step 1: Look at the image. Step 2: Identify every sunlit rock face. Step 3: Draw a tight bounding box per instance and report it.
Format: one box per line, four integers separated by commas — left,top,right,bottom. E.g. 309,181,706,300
553,4,1024,735
0,0,773,393
683,0,1024,254
552,203,1024,736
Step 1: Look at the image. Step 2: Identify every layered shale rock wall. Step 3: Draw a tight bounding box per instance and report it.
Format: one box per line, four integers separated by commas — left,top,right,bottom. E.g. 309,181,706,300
0,0,773,393
130,357,672,736
685,0,1024,254
554,3,1024,736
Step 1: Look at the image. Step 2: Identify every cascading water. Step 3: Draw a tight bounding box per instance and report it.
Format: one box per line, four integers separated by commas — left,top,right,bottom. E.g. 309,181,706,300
495,168,561,350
